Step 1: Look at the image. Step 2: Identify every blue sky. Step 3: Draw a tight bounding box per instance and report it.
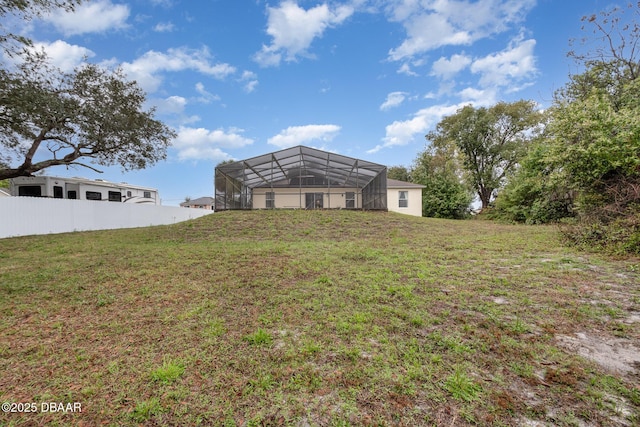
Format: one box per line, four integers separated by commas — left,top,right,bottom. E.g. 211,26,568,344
5,0,621,205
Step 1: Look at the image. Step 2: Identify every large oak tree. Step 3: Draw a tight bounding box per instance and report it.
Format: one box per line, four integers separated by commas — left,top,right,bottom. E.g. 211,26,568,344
426,100,544,210
0,0,176,180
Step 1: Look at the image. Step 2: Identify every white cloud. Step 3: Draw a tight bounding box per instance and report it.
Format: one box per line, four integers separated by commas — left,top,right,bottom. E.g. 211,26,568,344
44,0,130,36
150,0,174,7
369,103,464,153
254,1,354,67
153,22,175,32
389,12,471,61
397,63,418,76
268,124,341,148
457,87,497,105
120,47,236,93
380,91,408,111
174,126,254,161
239,70,259,93
155,95,187,115
431,53,472,79
387,0,536,61
31,40,94,72
149,96,200,125
470,37,537,89
194,82,221,103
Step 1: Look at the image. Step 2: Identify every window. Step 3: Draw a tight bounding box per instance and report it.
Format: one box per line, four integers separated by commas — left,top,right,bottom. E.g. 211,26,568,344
67,191,77,199
265,192,275,208
18,186,42,197
345,192,355,209
399,191,408,208
86,191,102,200
53,186,63,198
127,191,132,197
108,191,122,202
143,191,151,198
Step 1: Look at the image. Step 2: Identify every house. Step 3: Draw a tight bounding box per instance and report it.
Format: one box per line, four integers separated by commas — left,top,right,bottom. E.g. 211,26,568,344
214,146,424,216
386,179,425,217
10,175,160,204
181,196,214,210
0,188,10,197
215,146,388,211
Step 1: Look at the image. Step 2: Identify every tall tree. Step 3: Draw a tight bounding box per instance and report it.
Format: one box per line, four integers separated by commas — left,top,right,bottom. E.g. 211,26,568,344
1,1,82,52
0,54,176,180
545,3,640,224
426,100,544,210
494,3,640,252
387,165,410,182
411,144,473,219
0,1,176,180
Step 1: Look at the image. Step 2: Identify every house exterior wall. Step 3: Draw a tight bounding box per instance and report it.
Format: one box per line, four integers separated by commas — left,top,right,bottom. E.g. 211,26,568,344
252,187,362,209
387,187,423,217
183,203,213,209
10,176,159,204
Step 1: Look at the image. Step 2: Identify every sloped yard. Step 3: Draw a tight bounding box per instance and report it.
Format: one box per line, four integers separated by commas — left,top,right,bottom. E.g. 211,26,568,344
0,210,638,426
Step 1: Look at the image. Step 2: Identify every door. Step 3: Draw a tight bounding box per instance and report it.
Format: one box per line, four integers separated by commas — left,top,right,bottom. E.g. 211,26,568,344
305,193,323,209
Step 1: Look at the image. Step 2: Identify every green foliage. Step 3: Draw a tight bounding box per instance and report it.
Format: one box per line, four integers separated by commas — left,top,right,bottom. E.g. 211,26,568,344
421,174,473,219
243,328,273,346
561,214,640,255
443,368,482,402
492,143,574,224
426,100,544,209
130,398,163,422
542,5,639,252
547,77,640,194
150,359,185,384
387,165,411,182
1,1,82,53
411,145,473,219
493,4,640,256
0,54,176,180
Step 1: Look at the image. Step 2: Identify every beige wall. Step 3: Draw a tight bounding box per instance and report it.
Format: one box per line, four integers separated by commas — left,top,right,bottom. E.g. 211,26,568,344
253,187,361,209
387,188,423,217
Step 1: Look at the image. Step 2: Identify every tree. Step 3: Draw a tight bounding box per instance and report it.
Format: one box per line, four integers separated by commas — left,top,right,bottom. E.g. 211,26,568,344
492,142,575,224
1,1,82,52
411,144,473,219
387,165,410,182
549,3,640,216
426,100,544,210
0,0,175,180
0,54,176,180
495,3,640,252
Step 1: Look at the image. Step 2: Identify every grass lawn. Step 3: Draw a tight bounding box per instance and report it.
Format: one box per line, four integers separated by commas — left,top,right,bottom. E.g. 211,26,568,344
0,210,638,426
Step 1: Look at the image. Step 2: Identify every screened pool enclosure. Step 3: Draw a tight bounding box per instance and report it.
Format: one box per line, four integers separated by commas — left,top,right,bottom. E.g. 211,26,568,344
214,146,388,210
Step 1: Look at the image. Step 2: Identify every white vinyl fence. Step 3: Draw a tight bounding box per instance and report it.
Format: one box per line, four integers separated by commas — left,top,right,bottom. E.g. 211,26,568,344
0,197,214,239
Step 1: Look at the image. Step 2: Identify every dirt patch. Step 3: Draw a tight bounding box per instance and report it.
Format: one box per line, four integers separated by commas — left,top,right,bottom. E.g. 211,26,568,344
556,332,640,377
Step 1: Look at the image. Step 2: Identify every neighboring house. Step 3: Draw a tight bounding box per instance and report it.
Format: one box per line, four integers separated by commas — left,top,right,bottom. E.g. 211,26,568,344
215,146,388,211
0,188,11,197
181,197,214,210
386,179,425,217
10,176,160,204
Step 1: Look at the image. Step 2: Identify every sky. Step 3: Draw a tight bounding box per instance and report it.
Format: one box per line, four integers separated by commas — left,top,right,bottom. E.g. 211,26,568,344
3,0,624,205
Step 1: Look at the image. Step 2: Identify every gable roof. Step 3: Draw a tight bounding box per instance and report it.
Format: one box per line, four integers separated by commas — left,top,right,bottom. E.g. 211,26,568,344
386,179,426,189
181,196,214,206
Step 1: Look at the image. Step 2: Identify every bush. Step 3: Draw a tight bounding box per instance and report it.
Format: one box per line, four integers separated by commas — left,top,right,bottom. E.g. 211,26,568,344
560,211,640,255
